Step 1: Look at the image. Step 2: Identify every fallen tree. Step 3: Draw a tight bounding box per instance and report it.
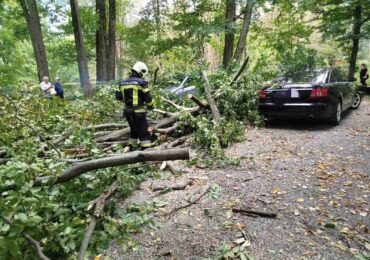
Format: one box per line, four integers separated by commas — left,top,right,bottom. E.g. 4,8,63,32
0,148,190,192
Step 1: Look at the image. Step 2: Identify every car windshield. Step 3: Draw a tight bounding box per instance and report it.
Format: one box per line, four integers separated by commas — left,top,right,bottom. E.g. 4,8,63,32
273,69,327,84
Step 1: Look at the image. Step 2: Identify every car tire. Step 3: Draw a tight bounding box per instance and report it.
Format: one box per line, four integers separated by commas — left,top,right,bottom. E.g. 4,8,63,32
327,100,342,125
351,92,361,109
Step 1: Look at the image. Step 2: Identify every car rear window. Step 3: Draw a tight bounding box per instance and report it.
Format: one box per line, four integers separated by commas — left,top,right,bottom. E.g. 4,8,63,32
273,69,327,84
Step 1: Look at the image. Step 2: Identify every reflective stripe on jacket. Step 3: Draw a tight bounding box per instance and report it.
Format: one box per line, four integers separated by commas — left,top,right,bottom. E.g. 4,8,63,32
116,75,153,112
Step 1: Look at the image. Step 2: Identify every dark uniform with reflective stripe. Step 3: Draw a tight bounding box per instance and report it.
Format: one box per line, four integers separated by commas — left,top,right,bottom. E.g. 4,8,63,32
116,72,154,149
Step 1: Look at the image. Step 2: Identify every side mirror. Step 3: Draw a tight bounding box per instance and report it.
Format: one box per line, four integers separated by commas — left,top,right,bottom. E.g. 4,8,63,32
348,77,356,82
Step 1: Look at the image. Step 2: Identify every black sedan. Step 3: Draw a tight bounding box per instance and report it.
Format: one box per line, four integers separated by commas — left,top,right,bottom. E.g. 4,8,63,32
258,67,362,125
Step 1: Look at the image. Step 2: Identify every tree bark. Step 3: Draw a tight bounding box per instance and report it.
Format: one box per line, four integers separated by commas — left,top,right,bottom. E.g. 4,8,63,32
348,4,362,79
222,0,236,68
70,0,93,96
202,71,221,124
107,0,116,80
19,0,49,82
96,0,107,81
234,0,255,62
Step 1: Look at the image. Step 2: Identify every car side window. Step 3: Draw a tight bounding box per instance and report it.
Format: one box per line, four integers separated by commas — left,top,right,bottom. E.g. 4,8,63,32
330,69,342,83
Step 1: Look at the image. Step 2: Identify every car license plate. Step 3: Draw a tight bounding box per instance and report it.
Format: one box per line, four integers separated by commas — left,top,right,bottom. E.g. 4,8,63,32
291,89,299,98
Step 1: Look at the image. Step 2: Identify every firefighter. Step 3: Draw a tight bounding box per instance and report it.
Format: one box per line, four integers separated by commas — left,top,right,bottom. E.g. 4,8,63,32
115,61,154,151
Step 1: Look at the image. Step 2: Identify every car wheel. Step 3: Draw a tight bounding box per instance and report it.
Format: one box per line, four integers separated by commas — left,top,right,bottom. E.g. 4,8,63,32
327,100,342,125
351,92,361,109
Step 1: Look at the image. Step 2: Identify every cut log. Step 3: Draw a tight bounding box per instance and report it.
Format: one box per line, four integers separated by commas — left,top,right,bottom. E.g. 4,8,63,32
34,148,190,186
230,56,249,86
93,131,114,138
156,123,179,135
86,123,127,131
78,181,118,260
98,140,128,146
52,129,73,145
187,94,209,109
202,71,221,124
232,208,277,218
151,116,178,131
167,136,188,148
151,107,200,131
96,127,130,142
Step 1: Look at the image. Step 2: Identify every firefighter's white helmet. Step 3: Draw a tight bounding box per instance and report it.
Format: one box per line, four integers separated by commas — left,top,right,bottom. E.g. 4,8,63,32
132,61,148,77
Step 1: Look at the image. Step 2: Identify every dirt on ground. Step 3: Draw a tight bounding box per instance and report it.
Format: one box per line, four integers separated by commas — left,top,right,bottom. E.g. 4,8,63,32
105,98,370,260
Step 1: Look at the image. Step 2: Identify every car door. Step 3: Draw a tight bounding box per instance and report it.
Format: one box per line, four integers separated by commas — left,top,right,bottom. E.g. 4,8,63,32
329,69,351,107
338,70,356,109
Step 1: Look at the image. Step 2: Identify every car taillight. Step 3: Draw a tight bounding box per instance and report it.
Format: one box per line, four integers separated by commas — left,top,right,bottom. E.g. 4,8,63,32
259,90,266,99
310,87,328,98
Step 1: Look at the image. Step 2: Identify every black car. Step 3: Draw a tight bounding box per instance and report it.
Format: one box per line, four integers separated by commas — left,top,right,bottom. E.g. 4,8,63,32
258,67,362,125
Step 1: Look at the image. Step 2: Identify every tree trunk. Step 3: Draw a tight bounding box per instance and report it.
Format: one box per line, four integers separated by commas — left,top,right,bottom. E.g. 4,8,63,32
234,0,255,62
70,0,93,96
107,0,116,80
348,4,362,79
19,0,49,82
222,0,236,68
96,0,107,81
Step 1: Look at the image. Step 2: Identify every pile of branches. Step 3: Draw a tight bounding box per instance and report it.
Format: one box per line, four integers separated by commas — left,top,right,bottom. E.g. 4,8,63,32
53,71,222,160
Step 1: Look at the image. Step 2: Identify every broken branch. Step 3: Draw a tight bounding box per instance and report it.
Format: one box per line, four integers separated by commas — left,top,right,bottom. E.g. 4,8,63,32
187,94,209,109
202,71,221,124
78,181,118,260
167,185,211,218
3,217,50,260
232,208,277,218
230,56,249,86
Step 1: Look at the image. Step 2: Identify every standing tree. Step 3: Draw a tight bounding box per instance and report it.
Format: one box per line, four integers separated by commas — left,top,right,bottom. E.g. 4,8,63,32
70,0,93,96
107,0,116,80
96,0,116,81
96,0,107,81
222,0,236,68
19,0,49,82
305,0,370,78
234,0,255,62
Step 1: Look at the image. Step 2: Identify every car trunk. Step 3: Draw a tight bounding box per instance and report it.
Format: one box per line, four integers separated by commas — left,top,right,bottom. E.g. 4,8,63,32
266,84,315,103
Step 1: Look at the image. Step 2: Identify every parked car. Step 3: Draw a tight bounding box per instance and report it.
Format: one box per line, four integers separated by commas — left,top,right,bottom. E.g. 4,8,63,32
166,75,196,96
258,67,362,125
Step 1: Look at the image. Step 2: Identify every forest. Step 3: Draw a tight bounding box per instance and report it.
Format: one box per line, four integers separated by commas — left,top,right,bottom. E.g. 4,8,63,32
0,0,370,259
